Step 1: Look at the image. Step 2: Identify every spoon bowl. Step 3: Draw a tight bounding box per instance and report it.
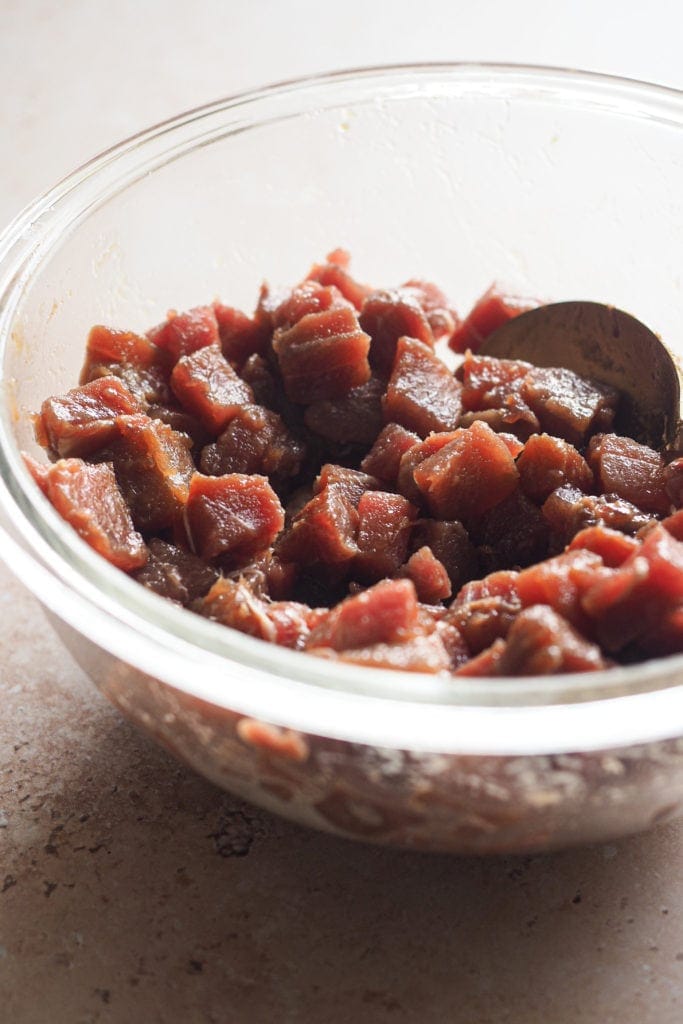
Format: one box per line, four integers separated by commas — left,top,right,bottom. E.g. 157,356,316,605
480,301,683,449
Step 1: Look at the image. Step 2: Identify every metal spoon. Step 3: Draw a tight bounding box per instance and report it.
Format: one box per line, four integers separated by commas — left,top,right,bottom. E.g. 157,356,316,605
479,301,683,450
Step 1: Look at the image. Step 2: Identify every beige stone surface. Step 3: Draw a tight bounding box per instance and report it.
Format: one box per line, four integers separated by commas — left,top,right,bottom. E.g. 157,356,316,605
0,560,682,1024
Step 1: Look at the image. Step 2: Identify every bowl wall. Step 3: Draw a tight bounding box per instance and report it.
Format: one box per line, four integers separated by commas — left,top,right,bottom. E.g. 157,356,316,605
3,65,683,851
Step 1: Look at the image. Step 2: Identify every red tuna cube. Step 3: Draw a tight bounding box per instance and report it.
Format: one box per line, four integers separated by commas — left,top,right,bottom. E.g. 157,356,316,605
186,473,285,563
447,570,521,654
382,336,463,437
305,376,385,445
148,306,220,363
587,433,670,515
306,578,419,651
170,344,253,434
37,376,142,458
396,430,460,504
312,465,381,507
133,537,218,605
271,280,353,331
43,458,147,571
582,524,683,651
401,279,459,342
496,605,608,675
413,420,519,521
360,423,420,486
359,288,434,378
517,548,611,631
199,404,306,482
411,519,478,593
111,414,194,532
314,632,455,674
517,433,594,505
305,249,371,311
520,367,618,446
277,485,359,566
567,525,640,567
448,285,535,354
354,491,417,581
80,324,167,383
213,303,269,365
272,305,371,403
401,546,452,604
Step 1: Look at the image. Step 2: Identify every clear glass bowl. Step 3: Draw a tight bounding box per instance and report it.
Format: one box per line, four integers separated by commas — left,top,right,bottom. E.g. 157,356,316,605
2,64,683,852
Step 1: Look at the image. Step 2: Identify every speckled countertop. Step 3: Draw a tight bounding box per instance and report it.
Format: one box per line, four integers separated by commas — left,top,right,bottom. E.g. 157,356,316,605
2,3,683,1021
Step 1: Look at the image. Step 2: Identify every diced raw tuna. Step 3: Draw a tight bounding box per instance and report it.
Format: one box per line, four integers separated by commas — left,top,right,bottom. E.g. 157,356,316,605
312,465,382,507
37,376,142,458
413,421,519,521
80,324,167,384
239,354,278,409
516,548,610,631
359,288,434,378
542,485,654,548
305,377,385,445
146,404,211,452
567,525,640,567
396,430,460,504
495,605,608,675
272,281,353,331
133,537,218,604
517,433,594,505
111,414,194,532
199,404,306,482
272,305,371,403
83,362,173,410
148,306,220,363
411,519,479,593
306,578,418,651
219,547,298,601
213,302,269,365
305,249,371,311
663,508,683,542
312,632,454,673
447,570,521,654
198,577,317,649
633,606,683,658
454,640,506,676
449,285,535,354
185,473,285,563
277,486,359,566
434,619,470,669
360,423,420,487
582,524,683,651
664,457,683,508
170,344,253,434
354,491,417,581
382,336,463,437
476,488,549,571
459,351,533,412
520,367,619,446
401,546,452,603
498,433,525,458
22,453,49,495
198,577,275,639
401,279,459,341
43,458,147,571
587,433,670,515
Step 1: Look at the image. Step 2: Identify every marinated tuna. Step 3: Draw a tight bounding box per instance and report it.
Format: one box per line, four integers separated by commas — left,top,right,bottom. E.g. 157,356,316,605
29,252,683,678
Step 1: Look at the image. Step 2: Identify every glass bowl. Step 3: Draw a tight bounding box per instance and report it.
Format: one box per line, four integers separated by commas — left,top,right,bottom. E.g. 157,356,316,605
2,63,683,853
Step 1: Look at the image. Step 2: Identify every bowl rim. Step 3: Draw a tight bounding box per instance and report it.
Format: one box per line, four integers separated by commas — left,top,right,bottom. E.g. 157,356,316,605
2,60,683,756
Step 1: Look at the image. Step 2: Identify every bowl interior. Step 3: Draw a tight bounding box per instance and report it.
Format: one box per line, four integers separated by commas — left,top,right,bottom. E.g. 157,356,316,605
2,64,683,719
